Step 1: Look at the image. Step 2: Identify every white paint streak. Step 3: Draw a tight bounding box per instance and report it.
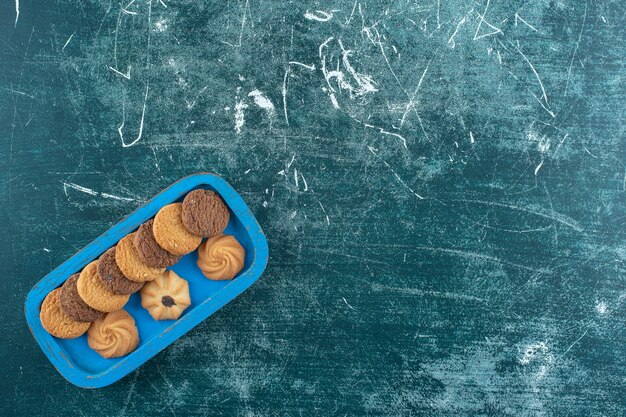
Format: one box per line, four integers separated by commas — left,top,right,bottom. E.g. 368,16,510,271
342,297,355,310
283,62,316,125
454,199,583,231
109,65,131,80
564,3,587,96
223,0,249,48
15,0,19,27
400,62,430,128
338,39,378,97
364,124,408,149
561,330,588,357
368,146,424,199
154,18,168,32
234,100,248,133
62,182,136,202
288,61,315,70
318,201,330,225
374,283,486,303
62,32,76,51
300,172,308,191
448,11,473,48
119,370,140,417
119,83,149,147
319,36,378,108
304,10,333,22
248,90,275,115
515,13,539,32
282,68,290,125
474,0,502,40
514,44,549,105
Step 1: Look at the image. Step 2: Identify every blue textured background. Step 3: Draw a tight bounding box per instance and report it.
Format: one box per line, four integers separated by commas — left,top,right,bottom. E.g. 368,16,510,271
1,0,624,415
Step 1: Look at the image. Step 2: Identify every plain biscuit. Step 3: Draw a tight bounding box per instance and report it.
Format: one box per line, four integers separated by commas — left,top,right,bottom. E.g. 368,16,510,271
40,288,90,339
115,233,165,283
77,261,130,313
153,203,202,256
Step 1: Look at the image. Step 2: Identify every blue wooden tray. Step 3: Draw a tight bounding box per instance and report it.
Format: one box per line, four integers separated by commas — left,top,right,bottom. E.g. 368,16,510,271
24,173,268,388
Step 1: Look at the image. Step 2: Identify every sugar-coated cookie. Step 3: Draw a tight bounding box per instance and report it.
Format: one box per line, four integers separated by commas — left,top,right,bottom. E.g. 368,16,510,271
115,233,165,283
134,219,181,268
98,247,144,294
140,270,191,320
181,189,230,237
59,273,104,322
88,310,139,359
197,234,245,280
40,288,90,339
153,203,202,256
77,261,130,313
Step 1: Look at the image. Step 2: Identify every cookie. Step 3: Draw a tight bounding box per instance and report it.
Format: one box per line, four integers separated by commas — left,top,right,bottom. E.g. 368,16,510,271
98,247,144,294
76,261,130,312
140,270,191,320
59,273,105,322
197,234,245,280
181,189,230,237
40,288,90,339
134,219,182,268
115,233,165,283
88,310,139,359
153,203,202,256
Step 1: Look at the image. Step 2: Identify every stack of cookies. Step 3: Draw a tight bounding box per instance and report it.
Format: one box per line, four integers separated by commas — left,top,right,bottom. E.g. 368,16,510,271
39,189,247,359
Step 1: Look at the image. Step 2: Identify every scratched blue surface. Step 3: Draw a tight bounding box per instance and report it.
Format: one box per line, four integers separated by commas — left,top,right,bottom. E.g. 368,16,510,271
1,0,625,415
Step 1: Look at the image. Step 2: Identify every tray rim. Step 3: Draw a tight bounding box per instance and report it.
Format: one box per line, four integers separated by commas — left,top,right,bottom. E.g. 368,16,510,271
24,173,269,388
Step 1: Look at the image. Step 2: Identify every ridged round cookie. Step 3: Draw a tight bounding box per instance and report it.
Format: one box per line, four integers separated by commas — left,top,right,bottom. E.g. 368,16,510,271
197,234,246,280
98,247,144,294
59,274,104,322
153,203,202,256
115,233,165,283
140,270,191,321
181,189,230,237
40,288,90,339
77,261,130,313
88,310,139,359
134,219,182,268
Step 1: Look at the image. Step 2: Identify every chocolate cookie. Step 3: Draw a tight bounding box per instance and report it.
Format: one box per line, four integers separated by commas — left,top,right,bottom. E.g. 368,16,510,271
181,189,230,237
40,288,90,339
59,273,104,322
134,219,181,268
153,203,202,256
98,247,144,295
